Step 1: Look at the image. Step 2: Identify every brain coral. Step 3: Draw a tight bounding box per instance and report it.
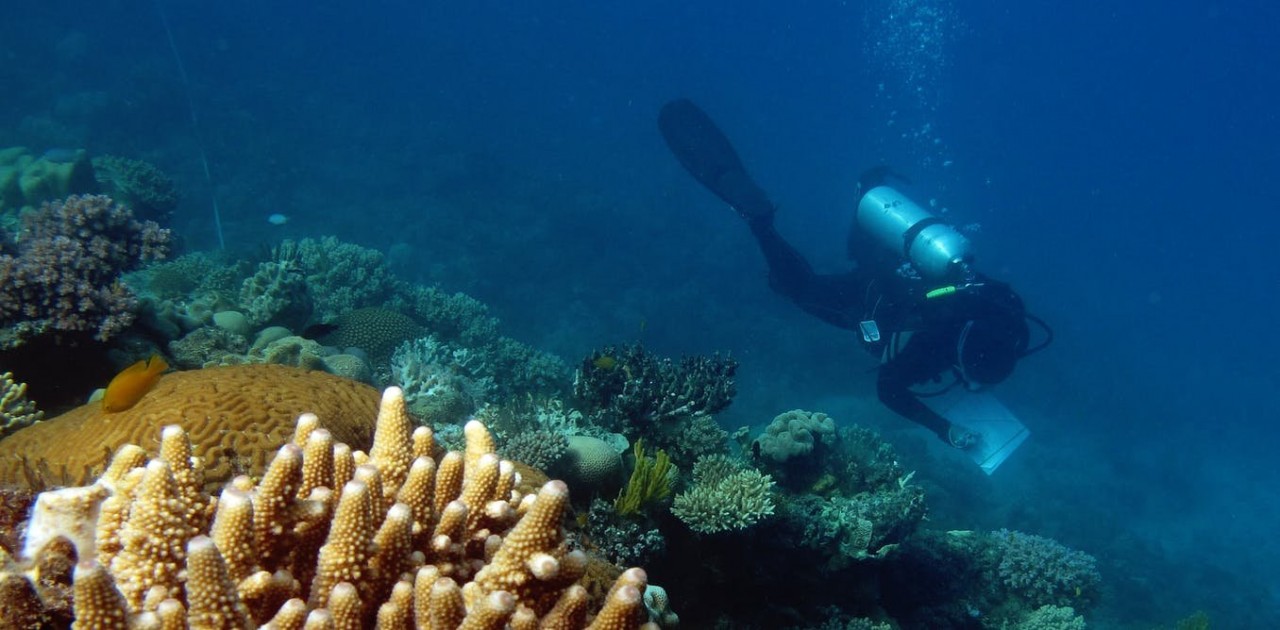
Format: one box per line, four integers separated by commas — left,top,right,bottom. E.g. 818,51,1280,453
0,364,379,488
558,434,624,492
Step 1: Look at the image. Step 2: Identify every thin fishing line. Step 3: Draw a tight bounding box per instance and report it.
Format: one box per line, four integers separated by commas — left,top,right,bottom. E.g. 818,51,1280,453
155,0,225,249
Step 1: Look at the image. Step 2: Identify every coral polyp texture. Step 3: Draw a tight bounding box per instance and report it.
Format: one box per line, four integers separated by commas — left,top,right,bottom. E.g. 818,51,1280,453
0,364,380,488
17,386,655,628
0,372,43,439
0,194,171,347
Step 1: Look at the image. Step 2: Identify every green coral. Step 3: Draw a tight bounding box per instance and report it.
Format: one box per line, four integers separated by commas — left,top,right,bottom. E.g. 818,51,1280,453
614,439,674,517
0,372,43,439
757,409,836,464
498,430,568,470
670,455,774,534
1004,605,1086,630
390,284,501,347
0,146,96,214
317,307,424,367
92,155,179,223
293,237,399,321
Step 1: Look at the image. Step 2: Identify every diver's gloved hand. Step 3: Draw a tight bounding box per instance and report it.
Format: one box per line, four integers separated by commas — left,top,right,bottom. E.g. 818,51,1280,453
659,98,775,223
947,424,982,450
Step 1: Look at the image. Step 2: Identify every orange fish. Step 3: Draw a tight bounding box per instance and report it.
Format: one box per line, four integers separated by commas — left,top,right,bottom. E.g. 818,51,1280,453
102,355,169,412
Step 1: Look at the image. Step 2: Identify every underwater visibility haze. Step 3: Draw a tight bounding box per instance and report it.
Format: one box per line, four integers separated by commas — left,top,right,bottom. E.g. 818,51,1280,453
0,0,1277,627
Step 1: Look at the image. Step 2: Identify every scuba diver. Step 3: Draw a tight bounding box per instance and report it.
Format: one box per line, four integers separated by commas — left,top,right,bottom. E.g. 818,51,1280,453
658,98,1050,449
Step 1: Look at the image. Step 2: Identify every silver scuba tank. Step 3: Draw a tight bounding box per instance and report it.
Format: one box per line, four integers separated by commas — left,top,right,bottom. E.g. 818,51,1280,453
856,186,974,282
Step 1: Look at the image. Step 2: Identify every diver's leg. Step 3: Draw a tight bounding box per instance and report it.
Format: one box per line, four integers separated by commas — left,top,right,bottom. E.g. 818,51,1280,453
749,220,868,330
659,99,775,221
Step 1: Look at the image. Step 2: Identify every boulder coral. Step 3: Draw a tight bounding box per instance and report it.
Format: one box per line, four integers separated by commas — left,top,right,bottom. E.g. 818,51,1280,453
0,364,379,489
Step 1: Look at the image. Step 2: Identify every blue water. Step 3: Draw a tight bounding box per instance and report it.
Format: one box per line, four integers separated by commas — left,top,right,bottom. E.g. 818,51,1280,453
4,0,1277,626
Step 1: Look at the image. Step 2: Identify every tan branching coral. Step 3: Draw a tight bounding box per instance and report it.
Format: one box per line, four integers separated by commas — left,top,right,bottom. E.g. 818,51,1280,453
22,386,654,628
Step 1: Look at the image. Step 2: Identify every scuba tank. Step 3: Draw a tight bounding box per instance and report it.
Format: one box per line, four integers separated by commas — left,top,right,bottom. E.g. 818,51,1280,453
856,186,974,283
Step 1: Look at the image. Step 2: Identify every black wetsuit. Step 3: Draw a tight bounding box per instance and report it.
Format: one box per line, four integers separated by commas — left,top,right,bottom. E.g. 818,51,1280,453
746,214,988,439
657,98,1026,441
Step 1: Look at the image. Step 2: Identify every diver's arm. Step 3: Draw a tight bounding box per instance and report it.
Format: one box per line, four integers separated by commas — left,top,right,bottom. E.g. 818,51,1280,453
876,340,952,439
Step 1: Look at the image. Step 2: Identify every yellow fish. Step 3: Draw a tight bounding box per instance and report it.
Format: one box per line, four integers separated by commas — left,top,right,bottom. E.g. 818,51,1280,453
593,355,617,370
102,355,169,412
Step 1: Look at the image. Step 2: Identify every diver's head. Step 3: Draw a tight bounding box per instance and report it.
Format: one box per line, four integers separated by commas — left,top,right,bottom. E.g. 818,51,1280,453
952,282,1031,388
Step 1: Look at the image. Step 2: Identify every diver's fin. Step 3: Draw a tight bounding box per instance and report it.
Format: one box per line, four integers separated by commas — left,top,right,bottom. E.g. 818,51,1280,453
658,99,774,221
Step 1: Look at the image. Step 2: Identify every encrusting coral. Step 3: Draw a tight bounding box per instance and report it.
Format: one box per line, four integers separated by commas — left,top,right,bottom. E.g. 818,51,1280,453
17,386,658,628
0,364,380,489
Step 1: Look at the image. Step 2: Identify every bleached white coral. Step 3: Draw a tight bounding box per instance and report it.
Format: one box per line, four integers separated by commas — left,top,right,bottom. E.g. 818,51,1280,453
390,335,497,421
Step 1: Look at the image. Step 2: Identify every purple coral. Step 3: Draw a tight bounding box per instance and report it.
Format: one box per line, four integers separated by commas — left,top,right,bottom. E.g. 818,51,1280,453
0,194,171,345
991,529,1101,607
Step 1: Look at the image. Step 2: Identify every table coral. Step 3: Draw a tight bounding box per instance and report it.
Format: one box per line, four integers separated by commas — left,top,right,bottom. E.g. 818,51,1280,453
0,364,379,488
18,386,655,628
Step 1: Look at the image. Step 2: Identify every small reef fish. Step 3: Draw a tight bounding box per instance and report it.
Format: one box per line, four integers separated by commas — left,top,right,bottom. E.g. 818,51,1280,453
592,355,617,370
102,355,169,412
267,213,289,225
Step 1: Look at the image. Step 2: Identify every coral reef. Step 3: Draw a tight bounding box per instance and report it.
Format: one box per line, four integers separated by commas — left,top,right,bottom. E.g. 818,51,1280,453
581,499,666,568
390,334,497,422
879,528,1101,628
670,455,775,534
293,236,400,322
0,194,171,347
1012,604,1087,629
167,326,249,369
668,411,729,465
0,146,97,215
0,364,379,488
499,429,569,471
0,371,43,439
390,284,501,347
558,435,626,496
317,307,424,367
573,344,736,452
757,409,837,464
614,440,674,517
10,387,656,627
91,155,178,224
989,529,1101,608
238,257,313,330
